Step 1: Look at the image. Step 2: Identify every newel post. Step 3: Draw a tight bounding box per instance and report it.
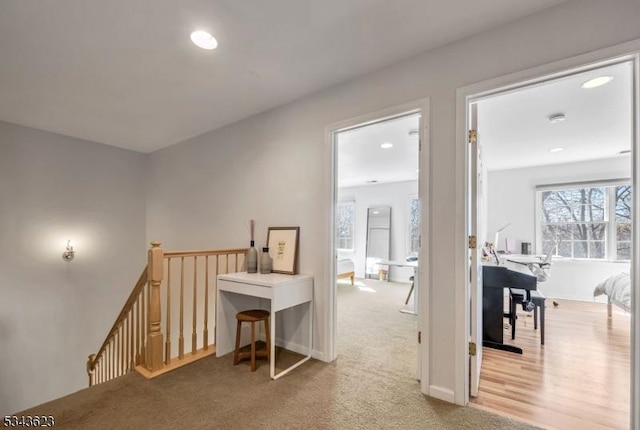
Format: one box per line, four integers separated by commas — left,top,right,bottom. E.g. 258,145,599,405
146,241,164,372
87,354,96,386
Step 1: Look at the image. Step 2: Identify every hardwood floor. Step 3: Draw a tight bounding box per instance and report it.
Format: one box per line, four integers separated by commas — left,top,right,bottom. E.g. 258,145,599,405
470,298,631,430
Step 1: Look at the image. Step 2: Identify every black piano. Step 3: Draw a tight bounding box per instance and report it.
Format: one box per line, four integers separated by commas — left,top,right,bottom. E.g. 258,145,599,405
482,264,537,354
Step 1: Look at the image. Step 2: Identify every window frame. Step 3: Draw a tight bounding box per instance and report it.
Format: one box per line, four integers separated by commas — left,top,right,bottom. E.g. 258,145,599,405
535,179,631,261
406,195,421,256
336,200,356,252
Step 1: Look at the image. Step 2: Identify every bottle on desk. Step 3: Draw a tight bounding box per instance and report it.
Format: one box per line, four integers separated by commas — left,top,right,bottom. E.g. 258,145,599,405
260,247,272,274
247,241,258,273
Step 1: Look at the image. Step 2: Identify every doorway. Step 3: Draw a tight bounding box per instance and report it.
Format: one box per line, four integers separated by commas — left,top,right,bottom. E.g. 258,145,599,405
326,98,430,393
461,56,638,429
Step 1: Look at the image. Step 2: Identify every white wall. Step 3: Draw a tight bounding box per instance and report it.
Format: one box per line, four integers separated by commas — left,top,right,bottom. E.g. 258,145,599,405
487,157,631,301
0,121,147,415
146,0,640,402
338,181,418,282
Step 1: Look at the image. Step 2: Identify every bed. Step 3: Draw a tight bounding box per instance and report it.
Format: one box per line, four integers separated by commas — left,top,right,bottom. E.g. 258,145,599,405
337,258,355,285
593,272,631,316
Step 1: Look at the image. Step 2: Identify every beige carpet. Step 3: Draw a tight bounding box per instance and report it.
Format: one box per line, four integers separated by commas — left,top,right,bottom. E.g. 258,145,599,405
19,279,539,429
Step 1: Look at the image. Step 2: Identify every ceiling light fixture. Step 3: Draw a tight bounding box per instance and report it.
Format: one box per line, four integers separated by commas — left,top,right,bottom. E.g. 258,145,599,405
619,149,631,155
380,143,393,149
581,75,613,89
408,129,419,137
548,113,566,124
190,31,218,50
549,147,565,153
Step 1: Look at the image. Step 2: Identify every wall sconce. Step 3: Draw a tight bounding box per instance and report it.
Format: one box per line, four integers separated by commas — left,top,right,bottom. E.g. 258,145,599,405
63,240,75,262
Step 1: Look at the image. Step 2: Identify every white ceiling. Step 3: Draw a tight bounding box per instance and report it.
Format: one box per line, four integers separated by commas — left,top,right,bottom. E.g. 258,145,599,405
0,0,566,153
478,61,633,171
336,62,633,188
337,114,420,188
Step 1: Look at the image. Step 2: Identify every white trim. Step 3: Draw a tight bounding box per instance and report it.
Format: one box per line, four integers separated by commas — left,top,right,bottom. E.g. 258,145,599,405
631,48,640,430
429,385,456,404
325,97,431,394
456,41,640,429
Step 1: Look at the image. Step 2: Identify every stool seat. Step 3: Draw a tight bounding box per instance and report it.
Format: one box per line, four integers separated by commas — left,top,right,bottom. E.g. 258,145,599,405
236,309,270,322
508,288,546,345
234,309,271,372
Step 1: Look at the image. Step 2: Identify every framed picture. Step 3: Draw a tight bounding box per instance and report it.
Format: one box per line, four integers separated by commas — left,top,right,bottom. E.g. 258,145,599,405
267,227,300,274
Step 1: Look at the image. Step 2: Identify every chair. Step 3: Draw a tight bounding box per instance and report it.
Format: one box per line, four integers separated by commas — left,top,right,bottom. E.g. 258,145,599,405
233,309,271,371
508,288,546,344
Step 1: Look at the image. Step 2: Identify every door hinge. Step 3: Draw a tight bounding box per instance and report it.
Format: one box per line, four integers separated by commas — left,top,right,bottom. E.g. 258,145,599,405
468,235,477,249
469,342,477,356
468,129,477,144
418,331,421,344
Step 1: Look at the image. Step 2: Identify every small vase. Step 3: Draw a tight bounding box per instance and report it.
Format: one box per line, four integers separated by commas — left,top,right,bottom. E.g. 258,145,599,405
247,241,258,273
260,247,272,274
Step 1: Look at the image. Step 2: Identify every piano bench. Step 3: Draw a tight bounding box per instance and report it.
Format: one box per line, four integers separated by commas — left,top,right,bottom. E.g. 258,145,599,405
509,288,546,345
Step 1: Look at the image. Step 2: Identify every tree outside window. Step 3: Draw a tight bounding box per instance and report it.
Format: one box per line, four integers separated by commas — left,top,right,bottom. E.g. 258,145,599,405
408,198,420,255
616,185,632,261
336,201,355,250
538,183,631,260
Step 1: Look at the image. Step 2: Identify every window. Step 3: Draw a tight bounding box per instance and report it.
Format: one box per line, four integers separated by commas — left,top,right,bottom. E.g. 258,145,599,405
336,201,355,250
537,182,631,260
616,185,632,260
408,197,420,255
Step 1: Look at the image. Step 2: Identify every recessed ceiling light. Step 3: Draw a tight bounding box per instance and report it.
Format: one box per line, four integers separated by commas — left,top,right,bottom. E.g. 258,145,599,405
380,142,393,149
408,129,419,137
548,113,566,124
581,75,613,89
366,180,378,184
549,147,565,153
190,31,218,50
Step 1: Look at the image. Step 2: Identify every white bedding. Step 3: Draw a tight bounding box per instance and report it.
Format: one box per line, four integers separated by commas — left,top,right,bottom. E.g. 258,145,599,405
337,258,354,275
593,272,631,313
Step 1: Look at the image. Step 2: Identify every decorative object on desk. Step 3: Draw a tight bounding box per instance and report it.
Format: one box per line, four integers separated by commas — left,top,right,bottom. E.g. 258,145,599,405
267,226,299,274
260,247,272,274
247,219,258,273
521,242,531,255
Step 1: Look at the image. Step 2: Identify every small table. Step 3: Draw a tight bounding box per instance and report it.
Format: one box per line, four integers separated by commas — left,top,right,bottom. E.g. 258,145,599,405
377,259,418,315
216,272,313,379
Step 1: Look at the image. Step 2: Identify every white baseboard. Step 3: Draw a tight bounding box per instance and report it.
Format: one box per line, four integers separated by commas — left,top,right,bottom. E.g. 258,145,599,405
429,385,455,404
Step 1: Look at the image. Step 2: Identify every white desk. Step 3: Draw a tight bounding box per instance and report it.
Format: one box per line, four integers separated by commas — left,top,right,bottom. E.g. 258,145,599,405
216,272,313,379
378,259,419,315
501,254,547,265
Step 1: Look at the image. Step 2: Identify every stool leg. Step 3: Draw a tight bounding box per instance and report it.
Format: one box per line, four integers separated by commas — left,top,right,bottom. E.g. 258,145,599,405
511,297,517,340
264,317,271,362
233,320,242,365
540,300,545,345
534,305,538,330
250,321,256,372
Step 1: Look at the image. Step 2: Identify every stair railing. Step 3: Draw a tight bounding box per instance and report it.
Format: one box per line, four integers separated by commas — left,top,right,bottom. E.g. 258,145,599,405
87,242,247,386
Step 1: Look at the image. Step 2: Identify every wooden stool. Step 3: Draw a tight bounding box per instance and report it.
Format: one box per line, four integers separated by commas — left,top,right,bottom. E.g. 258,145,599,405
233,309,271,371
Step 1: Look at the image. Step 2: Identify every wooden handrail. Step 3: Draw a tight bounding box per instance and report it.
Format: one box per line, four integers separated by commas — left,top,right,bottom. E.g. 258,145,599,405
87,243,248,386
87,267,148,374
163,248,248,258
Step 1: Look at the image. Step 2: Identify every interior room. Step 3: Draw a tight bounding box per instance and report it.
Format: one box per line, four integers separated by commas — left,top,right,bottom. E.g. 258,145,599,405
470,61,632,429
1,1,639,429
334,113,420,376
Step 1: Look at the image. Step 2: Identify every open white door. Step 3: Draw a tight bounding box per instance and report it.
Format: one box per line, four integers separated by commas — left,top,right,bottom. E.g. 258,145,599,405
469,103,483,397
